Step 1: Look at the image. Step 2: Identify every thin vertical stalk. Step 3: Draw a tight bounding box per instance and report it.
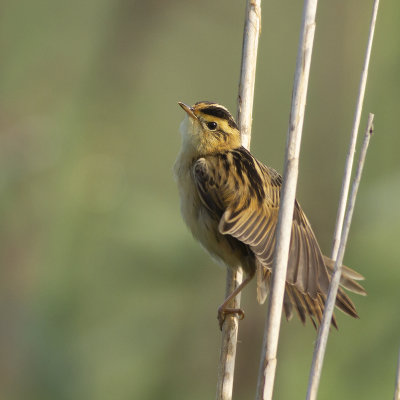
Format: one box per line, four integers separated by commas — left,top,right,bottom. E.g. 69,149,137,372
306,114,375,400
216,1,261,399
216,268,243,400
330,0,380,260
307,1,379,397
238,0,262,151
394,347,400,400
255,1,318,399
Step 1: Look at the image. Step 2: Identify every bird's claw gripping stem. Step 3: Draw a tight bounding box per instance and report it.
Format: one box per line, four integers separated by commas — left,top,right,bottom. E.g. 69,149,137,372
218,307,245,330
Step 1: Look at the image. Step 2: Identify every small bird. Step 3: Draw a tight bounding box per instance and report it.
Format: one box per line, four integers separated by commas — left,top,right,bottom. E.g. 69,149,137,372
174,101,366,329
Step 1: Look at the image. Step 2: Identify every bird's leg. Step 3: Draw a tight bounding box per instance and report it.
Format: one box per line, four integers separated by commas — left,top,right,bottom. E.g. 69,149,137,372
217,275,253,330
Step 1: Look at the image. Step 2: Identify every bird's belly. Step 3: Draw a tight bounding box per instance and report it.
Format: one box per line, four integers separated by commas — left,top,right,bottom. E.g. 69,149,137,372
177,174,241,269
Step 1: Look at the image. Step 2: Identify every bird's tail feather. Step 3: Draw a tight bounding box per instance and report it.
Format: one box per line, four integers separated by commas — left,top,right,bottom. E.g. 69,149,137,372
255,257,366,328
323,255,367,296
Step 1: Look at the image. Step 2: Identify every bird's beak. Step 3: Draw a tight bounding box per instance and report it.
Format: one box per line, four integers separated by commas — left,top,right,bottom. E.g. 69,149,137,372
178,102,197,120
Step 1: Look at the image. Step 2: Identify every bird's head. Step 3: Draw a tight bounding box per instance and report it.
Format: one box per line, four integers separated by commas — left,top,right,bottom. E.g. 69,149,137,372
178,101,241,156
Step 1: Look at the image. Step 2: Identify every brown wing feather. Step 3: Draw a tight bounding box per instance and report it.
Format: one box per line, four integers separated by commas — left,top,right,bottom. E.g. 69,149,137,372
192,157,225,219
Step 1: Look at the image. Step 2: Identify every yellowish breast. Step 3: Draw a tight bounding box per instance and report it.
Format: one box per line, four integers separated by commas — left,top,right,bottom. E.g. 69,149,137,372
174,152,242,269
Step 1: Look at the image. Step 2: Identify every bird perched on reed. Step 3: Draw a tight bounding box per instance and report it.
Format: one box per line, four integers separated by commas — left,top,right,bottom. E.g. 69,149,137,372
174,101,366,329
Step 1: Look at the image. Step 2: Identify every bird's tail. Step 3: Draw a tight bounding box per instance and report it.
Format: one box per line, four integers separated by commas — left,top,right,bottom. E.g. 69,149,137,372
322,255,367,296
256,257,366,328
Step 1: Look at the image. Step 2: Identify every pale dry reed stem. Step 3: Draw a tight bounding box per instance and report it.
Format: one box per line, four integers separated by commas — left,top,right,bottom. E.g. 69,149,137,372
216,268,243,400
306,114,375,400
216,1,261,399
307,1,379,397
330,0,380,260
238,0,261,151
394,347,400,400
255,1,318,399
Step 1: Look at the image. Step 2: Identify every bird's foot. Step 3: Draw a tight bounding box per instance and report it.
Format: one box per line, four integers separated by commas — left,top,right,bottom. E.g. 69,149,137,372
217,307,245,330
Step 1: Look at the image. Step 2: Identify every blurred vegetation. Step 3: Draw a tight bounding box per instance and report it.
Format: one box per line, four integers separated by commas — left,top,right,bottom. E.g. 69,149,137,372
0,1,399,399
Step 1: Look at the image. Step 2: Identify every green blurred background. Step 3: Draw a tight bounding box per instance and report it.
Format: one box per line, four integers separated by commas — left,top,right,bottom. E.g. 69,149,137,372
1,1,399,399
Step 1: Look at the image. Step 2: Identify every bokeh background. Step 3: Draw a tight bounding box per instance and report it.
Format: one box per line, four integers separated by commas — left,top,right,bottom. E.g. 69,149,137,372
1,1,399,399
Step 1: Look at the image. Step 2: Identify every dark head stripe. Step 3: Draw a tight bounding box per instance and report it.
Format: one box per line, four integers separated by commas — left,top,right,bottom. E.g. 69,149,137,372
201,106,238,130
201,106,231,120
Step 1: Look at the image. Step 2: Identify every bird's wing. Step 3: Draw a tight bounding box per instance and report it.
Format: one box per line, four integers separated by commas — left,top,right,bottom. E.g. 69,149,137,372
216,152,329,298
193,148,361,325
192,157,226,219
192,149,327,295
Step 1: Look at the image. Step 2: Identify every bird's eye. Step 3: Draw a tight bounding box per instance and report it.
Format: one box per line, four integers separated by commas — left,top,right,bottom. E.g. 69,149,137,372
207,122,217,130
